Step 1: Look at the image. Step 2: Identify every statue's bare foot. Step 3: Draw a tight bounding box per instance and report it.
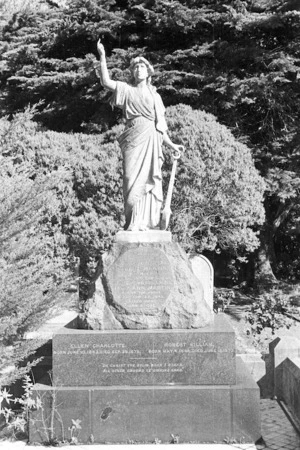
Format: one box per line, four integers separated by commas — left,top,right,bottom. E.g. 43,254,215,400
127,224,149,231
138,225,149,231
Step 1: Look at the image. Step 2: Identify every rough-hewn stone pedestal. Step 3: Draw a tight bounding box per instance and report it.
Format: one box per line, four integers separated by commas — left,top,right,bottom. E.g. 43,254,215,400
79,232,213,330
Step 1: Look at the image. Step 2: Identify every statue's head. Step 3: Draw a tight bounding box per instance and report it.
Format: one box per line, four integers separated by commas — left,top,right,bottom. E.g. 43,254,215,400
129,56,154,85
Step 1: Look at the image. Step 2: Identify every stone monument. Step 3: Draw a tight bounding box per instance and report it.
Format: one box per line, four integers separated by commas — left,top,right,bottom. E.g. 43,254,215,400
29,47,261,444
29,231,261,444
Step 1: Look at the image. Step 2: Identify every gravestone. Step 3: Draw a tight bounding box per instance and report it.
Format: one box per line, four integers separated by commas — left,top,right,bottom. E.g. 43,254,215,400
29,231,261,445
190,254,214,311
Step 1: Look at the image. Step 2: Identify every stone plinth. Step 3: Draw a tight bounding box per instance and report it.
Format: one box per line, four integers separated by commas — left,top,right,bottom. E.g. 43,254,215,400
29,357,261,445
80,239,213,330
115,229,172,243
53,314,236,387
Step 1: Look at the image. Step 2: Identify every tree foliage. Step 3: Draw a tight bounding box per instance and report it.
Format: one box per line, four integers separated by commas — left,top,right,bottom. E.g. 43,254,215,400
165,104,265,255
0,0,299,283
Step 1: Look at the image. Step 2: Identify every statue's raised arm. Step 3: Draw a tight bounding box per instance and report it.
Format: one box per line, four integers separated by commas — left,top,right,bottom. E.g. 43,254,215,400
94,40,184,231
96,39,117,91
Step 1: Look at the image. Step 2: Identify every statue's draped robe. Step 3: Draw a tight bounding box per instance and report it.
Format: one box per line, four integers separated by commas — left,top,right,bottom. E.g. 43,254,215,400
111,81,168,230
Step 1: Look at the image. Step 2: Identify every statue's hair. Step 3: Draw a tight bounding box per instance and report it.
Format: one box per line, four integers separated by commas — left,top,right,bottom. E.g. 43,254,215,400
129,56,154,85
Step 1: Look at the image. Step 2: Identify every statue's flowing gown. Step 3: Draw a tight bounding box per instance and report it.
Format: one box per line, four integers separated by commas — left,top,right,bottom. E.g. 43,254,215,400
111,81,168,230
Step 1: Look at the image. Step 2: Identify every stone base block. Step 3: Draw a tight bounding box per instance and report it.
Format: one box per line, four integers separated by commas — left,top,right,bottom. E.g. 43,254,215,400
53,314,236,387
29,357,261,445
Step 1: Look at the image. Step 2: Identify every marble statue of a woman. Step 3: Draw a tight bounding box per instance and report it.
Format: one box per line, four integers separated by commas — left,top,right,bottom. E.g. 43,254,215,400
95,40,184,231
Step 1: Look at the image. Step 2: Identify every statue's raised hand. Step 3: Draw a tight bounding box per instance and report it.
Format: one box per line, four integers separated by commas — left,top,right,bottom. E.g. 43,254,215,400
97,39,105,58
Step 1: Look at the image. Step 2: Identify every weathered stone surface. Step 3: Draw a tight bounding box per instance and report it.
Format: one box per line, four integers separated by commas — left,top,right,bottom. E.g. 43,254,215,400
107,247,174,314
232,357,261,440
190,254,214,311
81,240,213,330
53,314,235,387
30,357,261,445
79,276,123,331
239,353,266,383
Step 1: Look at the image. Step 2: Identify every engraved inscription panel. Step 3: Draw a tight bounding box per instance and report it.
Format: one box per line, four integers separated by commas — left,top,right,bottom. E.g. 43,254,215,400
52,322,236,387
107,248,174,313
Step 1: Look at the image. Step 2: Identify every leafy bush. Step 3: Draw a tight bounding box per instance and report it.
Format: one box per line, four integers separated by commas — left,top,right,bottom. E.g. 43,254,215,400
165,104,265,254
0,108,124,333
0,112,74,385
246,289,293,336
